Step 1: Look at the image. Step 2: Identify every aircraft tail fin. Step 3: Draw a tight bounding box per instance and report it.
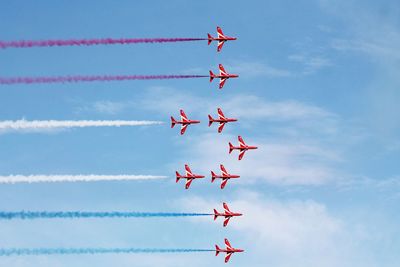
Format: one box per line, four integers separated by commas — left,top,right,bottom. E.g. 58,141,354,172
207,33,212,45
213,209,219,220
208,115,213,126
175,171,181,183
211,171,217,182
215,245,220,256
209,70,214,82
171,116,177,128
229,142,234,154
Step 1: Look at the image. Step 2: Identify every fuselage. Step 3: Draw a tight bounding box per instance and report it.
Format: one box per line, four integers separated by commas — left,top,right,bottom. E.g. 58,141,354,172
211,118,237,123
213,73,239,79
209,37,237,42
217,248,244,253
175,120,200,125
179,175,205,179
232,145,258,151
216,212,242,218
213,174,240,179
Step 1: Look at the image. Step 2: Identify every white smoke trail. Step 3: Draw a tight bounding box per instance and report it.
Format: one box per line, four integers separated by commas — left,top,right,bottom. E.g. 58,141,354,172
0,119,163,131
0,175,167,184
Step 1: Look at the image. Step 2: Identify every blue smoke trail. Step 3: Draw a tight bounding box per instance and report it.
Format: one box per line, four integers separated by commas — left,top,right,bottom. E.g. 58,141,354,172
0,248,214,256
0,211,212,220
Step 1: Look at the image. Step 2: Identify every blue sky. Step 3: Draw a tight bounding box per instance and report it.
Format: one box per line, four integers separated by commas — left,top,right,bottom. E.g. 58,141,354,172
0,0,399,266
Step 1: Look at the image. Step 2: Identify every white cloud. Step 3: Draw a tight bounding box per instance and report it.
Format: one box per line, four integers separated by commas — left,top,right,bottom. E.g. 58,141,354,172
221,95,335,121
74,100,130,115
319,0,400,150
288,54,332,74
92,101,127,115
140,86,206,115
225,57,331,79
142,88,336,122
177,132,339,186
140,88,345,186
337,175,400,196
177,191,384,267
227,62,292,78
331,38,400,61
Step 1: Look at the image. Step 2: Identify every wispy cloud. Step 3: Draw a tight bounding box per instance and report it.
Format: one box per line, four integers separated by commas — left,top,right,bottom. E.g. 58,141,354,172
226,57,332,78
319,0,400,150
178,191,386,267
141,88,348,186
221,95,336,121
288,54,332,74
177,133,339,186
141,87,336,122
92,101,127,115
337,175,400,195
331,38,400,61
228,62,292,78
75,100,129,115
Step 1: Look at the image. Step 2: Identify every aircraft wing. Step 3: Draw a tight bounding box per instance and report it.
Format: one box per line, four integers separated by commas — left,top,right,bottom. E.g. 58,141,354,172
217,41,225,52
238,136,246,147
220,164,228,176
218,122,226,133
184,164,193,176
180,110,189,122
225,238,233,249
221,178,229,189
223,217,231,227
217,108,226,120
217,26,225,38
180,124,188,135
219,78,227,89
223,202,231,212
225,252,233,263
185,178,193,189
219,64,227,75
238,149,246,160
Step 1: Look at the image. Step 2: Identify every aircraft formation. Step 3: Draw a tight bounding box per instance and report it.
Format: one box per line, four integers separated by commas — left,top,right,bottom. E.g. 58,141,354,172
0,26,247,263
170,27,258,262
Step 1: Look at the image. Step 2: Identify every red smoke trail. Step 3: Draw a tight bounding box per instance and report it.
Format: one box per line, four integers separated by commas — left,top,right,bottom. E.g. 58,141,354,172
0,38,206,49
0,75,208,85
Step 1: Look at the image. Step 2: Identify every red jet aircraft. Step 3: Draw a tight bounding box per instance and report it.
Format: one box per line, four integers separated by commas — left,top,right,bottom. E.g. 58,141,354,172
213,203,242,227
208,108,237,133
215,238,244,263
211,164,240,189
171,110,200,135
175,164,204,189
229,136,258,160
207,26,237,52
209,64,239,89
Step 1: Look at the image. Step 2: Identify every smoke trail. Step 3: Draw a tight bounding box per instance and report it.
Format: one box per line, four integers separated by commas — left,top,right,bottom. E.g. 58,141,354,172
0,175,167,184
0,75,208,85
0,211,212,220
0,248,214,256
0,38,207,49
0,120,163,131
